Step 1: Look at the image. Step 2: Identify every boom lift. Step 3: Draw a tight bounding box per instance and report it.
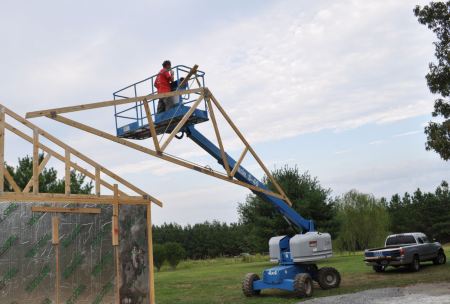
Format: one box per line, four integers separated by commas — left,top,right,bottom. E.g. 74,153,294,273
26,65,341,298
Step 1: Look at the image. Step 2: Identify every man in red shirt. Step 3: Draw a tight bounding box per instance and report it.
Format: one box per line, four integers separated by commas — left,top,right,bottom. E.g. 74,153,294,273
155,60,175,113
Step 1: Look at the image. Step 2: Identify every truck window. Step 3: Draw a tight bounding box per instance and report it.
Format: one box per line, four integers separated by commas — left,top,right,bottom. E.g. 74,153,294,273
422,236,430,243
386,235,416,246
418,237,424,244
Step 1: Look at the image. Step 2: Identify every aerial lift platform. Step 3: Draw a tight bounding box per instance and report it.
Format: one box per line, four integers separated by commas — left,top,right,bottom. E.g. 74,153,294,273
26,65,341,299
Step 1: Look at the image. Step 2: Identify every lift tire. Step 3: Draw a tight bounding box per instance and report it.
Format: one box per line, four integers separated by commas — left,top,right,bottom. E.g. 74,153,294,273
409,255,420,272
317,267,341,289
373,265,386,273
293,273,313,298
433,251,446,265
242,273,261,297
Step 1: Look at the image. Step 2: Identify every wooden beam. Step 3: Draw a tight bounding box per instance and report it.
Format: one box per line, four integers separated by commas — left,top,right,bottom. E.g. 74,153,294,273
208,91,293,206
65,149,71,195
143,99,161,152
160,93,204,152
32,206,101,214
44,114,285,200
0,192,152,205
52,216,60,304
23,153,51,193
112,184,120,304
176,64,199,90
230,146,248,178
25,88,204,118
206,98,231,177
95,167,101,196
4,109,162,207
0,106,5,193
3,167,20,193
33,129,39,194
147,204,155,304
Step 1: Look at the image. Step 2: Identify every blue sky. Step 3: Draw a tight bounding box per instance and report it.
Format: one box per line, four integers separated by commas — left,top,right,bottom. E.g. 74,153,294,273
1,0,449,225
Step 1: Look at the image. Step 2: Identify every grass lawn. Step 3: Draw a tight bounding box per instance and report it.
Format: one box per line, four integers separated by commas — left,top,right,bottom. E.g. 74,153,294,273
154,245,450,304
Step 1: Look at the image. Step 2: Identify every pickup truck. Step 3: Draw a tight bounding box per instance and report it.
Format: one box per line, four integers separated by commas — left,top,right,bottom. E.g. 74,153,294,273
364,232,446,272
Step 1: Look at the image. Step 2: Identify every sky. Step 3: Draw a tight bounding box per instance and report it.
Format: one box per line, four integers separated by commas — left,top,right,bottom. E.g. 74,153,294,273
1,0,449,226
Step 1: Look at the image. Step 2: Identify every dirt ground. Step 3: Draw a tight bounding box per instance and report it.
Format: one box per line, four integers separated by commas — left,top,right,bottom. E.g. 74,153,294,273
303,283,450,304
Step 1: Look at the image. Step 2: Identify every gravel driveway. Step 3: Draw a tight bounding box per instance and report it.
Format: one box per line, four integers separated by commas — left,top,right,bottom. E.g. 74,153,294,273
302,283,450,304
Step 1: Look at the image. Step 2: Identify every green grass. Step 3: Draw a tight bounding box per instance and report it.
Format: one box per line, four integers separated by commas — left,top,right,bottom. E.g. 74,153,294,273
155,245,450,304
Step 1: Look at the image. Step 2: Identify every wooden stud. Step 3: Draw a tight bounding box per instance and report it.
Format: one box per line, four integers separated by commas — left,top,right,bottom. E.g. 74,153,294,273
3,167,20,193
230,146,248,178
147,204,155,304
23,153,51,193
112,184,120,304
206,98,231,177
25,88,204,118
143,99,161,152
160,93,204,152
32,206,101,214
65,149,70,195
95,167,101,196
114,246,121,304
43,114,285,201
52,216,60,304
52,216,60,245
0,106,5,194
33,129,39,194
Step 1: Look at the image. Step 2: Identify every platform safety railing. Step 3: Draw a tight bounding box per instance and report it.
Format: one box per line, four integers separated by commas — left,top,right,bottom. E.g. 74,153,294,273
112,65,206,132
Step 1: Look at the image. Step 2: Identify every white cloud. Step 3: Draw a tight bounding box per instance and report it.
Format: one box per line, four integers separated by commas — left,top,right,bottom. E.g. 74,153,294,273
172,0,435,146
393,130,422,137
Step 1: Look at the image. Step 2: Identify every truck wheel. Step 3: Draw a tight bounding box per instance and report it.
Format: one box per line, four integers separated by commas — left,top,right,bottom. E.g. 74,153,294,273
293,273,313,298
242,273,261,297
433,251,446,265
372,265,386,273
317,267,341,289
409,255,420,272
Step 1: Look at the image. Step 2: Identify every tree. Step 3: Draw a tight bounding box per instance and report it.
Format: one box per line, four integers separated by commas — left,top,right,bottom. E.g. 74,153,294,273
414,2,450,160
4,154,93,194
164,242,186,269
153,244,167,272
387,181,450,242
238,166,337,252
335,190,390,252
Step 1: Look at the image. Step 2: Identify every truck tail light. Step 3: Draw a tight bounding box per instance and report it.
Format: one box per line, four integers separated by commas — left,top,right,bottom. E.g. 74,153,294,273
399,248,405,256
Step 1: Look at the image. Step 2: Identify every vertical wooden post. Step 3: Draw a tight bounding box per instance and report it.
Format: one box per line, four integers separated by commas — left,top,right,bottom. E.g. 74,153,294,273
33,129,39,194
95,167,101,197
147,203,155,304
0,106,5,194
52,216,60,304
143,100,161,153
112,184,120,304
65,149,70,195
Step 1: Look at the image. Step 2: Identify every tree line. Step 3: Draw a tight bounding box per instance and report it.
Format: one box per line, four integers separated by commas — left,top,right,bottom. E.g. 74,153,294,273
153,166,450,259
5,155,448,265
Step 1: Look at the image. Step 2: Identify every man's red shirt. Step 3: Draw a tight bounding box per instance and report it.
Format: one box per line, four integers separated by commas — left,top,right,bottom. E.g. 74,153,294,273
155,68,172,93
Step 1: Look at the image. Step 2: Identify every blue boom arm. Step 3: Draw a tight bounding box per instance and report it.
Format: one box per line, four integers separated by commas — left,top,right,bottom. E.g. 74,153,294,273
186,125,315,232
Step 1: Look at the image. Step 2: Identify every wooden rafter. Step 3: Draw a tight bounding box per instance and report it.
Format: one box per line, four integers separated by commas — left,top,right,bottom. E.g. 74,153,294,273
25,88,204,118
41,113,286,200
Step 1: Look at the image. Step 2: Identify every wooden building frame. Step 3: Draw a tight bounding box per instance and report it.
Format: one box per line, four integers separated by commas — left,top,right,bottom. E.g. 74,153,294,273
0,105,161,304
26,67,293,207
